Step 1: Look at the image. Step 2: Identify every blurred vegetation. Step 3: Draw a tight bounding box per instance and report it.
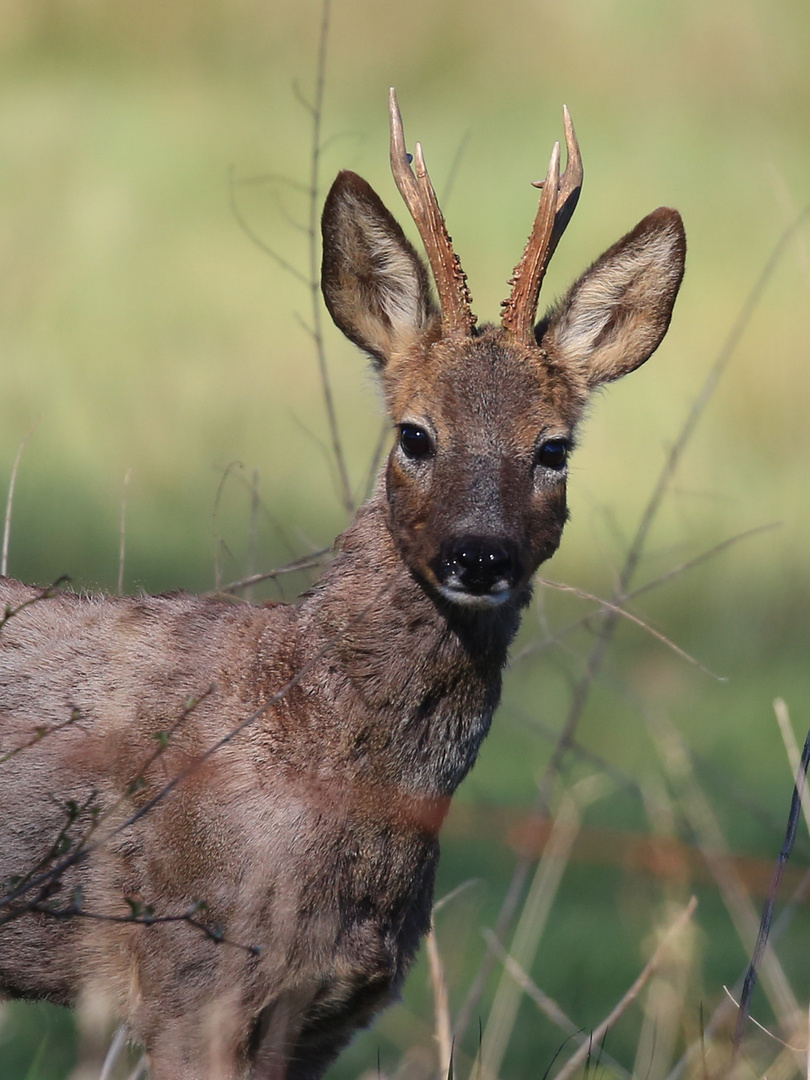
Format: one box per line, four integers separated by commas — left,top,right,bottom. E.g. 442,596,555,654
1,0,809,1077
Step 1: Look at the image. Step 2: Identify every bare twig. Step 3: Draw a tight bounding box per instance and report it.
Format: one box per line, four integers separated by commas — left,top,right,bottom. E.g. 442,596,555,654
0,706,83,765
536,576,723,679
29,897,260,956
212,461,243,591
440,131,471,209
118,468,132,596
1,689,214,919
213,548,329,595
666,869,810,1080
245,469,261,603
228,0,352,516
228,167,309,286
306,0,353,514
363,420,391,503
0,575,70,634
124,1057,148,1080
514,523,778,668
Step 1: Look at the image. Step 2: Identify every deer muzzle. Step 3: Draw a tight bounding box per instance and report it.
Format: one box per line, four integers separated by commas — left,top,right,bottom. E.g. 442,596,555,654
433,536,523,606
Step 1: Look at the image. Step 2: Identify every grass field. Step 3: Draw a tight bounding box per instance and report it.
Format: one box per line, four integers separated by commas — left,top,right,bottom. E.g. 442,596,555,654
1,1,810,1077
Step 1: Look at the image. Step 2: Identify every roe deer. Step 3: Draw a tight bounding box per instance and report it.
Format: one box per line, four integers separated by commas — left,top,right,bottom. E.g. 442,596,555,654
0,90,685,1079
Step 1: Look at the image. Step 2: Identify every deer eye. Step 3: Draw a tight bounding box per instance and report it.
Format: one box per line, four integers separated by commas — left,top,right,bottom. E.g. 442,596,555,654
535,439,569,471
399,425,433,459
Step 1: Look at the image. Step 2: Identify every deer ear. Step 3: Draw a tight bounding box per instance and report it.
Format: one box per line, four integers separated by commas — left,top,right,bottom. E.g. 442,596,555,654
321,170,438,365
540,207,685,388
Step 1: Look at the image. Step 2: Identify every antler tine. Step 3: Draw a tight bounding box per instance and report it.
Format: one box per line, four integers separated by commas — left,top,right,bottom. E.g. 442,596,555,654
388,88,475,337
501,107,583,345
546,105,583,254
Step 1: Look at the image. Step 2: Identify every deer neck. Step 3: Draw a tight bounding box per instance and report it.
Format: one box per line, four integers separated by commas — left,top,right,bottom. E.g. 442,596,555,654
295,486,526,799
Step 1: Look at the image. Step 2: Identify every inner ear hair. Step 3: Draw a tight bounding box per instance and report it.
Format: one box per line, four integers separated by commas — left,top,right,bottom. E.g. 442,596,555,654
540,207,686,387
321,171,436,365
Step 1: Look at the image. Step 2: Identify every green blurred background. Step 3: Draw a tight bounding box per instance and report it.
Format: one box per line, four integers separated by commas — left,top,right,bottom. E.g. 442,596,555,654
1,0,809,1076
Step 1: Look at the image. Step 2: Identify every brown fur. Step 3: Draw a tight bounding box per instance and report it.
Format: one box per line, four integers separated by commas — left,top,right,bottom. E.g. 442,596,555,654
1,132,685,1078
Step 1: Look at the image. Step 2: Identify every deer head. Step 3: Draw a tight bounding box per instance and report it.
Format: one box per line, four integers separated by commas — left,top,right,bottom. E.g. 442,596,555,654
321,90,685,610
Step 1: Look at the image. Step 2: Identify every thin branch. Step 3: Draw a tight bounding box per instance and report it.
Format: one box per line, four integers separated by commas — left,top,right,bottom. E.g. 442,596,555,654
306,0,353,514
666,865,810,1080
440,130,471,208
30,899,260,955
0,575,70,634
240,468,259,603
232,171,310,194
515,523,778,666
124,1057,148,1080
292,78,315,117
363,420,390,503
432,878,481,917
651,711,802,1037
0,707,83,765
212,550,329,596
228,167,309,286
118,467,132,595
212,461,244,591
536,576,723,680
625,522,780,605
1,689,214,919
774,698,810,841
211,461,303,564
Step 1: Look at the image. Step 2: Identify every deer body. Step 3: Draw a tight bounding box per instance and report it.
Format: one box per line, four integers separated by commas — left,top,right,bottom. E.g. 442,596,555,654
0,93,685,1078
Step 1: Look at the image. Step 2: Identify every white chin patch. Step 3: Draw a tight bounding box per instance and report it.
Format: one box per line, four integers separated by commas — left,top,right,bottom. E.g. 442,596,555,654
437,584,513,609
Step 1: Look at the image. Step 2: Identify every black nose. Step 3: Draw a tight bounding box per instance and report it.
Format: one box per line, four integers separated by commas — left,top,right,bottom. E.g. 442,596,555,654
438,537,519,596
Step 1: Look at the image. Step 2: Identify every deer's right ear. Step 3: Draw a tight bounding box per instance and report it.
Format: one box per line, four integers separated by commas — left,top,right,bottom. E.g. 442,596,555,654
321,171,438,366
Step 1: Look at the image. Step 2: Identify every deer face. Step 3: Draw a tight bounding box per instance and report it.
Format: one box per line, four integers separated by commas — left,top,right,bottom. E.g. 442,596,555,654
382,331,581,607
321,97,685,610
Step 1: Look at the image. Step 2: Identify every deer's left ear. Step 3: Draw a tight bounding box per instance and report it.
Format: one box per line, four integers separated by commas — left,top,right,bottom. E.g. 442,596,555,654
540,207,685,388
321,170,438,366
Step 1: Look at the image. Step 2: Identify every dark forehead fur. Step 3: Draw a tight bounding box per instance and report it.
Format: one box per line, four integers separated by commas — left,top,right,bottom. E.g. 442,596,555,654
383,324,588,434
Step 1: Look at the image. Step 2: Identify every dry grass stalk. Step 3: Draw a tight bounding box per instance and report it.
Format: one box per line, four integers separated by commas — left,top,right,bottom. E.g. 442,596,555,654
479,776,608,1079
551,897,697,1080
426,926,453,1079
481,928,632,1080
1,423,38,579
650,714,803,1046
634,781,696,1080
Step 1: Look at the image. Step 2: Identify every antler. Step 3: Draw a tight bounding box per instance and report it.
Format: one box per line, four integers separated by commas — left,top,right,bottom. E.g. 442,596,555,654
501,106,583,345
389,88,476,338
